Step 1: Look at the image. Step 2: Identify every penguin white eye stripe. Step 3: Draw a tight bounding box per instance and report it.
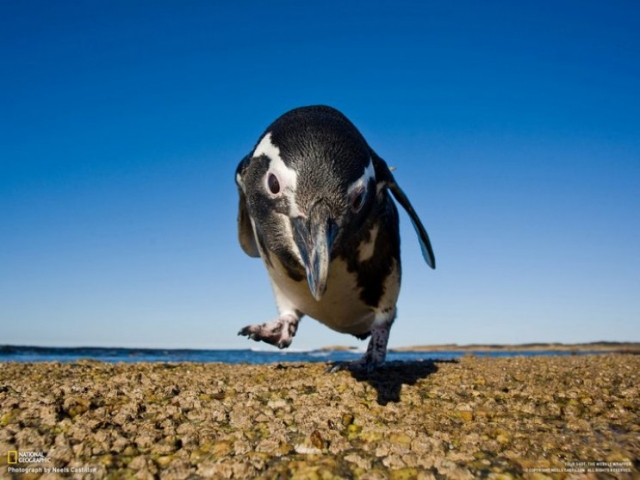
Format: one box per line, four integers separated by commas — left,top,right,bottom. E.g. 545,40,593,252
253,133,281,161
254,133,301,215
254,134,298,193
363,159,375,183
348,159,375,196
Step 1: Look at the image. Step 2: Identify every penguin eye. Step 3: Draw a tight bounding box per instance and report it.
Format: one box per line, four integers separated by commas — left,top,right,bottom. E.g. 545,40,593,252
350,187,366,213
267,173,281,194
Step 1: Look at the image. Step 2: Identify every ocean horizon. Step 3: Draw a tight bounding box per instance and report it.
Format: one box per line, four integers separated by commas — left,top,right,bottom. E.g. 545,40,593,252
0,344,613,364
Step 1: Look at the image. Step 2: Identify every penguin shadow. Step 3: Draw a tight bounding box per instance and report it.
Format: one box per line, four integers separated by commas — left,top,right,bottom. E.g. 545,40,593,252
346,359,457,406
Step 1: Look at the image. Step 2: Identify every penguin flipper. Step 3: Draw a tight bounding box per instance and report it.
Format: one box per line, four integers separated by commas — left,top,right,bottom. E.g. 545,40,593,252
388,180,436,269
237,196,260,257
236,155,260,258
371,152,436,269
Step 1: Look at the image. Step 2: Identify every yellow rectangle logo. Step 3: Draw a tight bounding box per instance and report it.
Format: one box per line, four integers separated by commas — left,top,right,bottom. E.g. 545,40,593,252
7,451,18,464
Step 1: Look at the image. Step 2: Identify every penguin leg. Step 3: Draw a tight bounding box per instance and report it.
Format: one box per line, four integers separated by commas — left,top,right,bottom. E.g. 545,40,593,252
238,280,303,349
328,309,395,373
238,312,301,349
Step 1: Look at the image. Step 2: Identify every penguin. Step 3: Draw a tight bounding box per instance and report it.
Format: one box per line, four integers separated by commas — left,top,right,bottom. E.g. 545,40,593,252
235,105,435,371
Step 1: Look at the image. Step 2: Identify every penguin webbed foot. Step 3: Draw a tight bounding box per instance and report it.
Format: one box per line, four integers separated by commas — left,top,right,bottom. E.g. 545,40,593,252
326,322,390,373
325,356,382,374
238,314,300,349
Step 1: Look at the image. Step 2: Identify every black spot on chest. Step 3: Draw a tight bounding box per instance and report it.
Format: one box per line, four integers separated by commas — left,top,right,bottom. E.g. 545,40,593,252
274,248,305,282
338,194,401,308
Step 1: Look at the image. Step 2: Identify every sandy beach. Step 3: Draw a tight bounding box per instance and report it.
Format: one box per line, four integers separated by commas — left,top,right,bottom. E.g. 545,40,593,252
1,354,638,479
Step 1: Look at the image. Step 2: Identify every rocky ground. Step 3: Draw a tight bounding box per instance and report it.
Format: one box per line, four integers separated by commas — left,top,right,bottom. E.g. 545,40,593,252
0,354,638,479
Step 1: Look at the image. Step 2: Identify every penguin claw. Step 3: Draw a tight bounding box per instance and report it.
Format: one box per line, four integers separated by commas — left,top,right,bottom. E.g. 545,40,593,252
326,323,390,373
237,327,260,342
237,315,299,349
325,359,380,374
325,363,358,374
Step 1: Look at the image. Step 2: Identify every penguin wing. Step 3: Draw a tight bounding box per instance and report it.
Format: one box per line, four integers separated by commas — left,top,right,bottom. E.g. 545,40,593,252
235,155,260,258
371,152,436,269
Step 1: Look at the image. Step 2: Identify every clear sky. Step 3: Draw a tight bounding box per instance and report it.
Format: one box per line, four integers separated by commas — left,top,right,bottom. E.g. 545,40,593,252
2,1,639,350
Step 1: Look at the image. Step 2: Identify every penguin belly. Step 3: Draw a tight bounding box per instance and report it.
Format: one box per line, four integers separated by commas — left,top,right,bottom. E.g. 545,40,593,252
266,257,382,336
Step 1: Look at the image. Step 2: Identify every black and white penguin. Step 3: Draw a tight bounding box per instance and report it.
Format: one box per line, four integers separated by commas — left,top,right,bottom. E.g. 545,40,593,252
235,105,435,371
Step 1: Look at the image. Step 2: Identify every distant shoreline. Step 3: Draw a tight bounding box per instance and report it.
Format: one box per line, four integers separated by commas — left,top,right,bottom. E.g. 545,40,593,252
3,341,639,354
320,341,640,353
390,341,640,353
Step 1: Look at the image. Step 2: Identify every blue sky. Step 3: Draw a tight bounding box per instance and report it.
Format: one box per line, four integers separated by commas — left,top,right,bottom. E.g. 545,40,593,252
1,1,638,350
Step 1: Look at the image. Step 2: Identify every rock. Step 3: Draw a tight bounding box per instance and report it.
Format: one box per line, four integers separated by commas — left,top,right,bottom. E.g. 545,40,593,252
0,356,638,478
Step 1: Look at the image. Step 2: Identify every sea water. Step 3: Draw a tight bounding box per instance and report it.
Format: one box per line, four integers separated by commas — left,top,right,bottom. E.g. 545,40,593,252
0,345,600,364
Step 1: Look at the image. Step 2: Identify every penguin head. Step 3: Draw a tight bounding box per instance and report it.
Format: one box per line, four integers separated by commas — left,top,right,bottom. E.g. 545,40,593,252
237,106,377,301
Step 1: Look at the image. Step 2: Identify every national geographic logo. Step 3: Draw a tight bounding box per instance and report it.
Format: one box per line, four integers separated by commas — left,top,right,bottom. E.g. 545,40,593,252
6,450,49,464
6,450,98,475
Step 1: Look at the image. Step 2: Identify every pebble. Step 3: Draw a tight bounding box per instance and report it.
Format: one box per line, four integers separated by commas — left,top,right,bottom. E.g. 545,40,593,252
0,355,638,478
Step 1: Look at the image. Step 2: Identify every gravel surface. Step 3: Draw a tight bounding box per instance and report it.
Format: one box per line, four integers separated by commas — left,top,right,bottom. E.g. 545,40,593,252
1,354,638,479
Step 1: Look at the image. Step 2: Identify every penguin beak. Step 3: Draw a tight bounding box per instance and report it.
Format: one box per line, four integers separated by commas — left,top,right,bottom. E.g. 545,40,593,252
291,203,337,301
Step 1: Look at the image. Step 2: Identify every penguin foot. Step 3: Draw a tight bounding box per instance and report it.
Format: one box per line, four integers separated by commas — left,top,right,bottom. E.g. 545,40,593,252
238,314,300,349
325,357,383,374
326,322,390,373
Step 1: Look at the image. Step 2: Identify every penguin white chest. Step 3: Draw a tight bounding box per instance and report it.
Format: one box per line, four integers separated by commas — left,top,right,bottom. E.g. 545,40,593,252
266,256,376,336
